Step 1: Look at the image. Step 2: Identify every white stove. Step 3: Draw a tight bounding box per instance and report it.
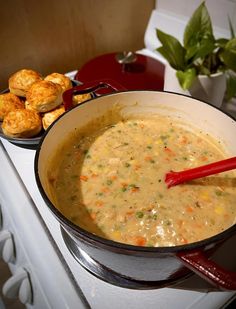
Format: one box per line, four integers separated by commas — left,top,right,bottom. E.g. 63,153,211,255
1,1,236,308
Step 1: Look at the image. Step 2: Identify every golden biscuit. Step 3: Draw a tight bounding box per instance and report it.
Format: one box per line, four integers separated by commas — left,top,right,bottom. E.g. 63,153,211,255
26,80,63,113
2,109,42,138
44,73,72,92
24,100,33,111
42,104,65,130
0,93,24,121
73,93,91,106
9,69,42,97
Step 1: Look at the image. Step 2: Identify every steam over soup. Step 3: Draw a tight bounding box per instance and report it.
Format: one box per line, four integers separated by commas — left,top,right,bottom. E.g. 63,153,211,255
48,113,236,247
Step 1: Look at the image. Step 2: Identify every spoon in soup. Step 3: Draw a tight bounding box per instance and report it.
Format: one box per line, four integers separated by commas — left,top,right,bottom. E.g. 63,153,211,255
165,156,236,188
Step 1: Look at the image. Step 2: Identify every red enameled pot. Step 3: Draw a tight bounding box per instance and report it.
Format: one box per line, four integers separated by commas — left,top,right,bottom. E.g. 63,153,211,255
35,80,236,290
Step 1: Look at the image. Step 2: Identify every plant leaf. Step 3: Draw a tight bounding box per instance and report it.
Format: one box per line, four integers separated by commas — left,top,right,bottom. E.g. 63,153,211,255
185,37,215,62
225,73,236,101
220,38,236,71
184,2,214,49
198,64,211,75
156,29,186,70
228,16,235,39
216,38,229,48
176,68,197,90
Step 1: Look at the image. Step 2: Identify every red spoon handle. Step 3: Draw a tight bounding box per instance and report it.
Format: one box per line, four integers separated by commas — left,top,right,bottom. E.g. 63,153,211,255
165,156,236,188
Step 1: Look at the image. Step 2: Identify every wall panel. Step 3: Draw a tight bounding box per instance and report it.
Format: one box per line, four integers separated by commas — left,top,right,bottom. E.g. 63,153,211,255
0,0,154,88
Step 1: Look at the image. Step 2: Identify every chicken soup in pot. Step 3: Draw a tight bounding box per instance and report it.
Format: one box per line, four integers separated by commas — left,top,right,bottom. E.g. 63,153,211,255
48,112,236,247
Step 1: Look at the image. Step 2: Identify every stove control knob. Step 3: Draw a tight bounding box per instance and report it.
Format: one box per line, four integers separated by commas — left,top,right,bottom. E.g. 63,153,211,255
2,267,33,305
19,274,33,305
0,230,16,263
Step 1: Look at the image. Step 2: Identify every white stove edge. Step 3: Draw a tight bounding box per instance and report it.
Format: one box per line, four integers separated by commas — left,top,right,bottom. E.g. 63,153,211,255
0,134,236,309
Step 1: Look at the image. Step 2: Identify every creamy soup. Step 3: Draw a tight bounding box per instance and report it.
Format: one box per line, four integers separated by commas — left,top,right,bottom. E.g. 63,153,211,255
48,113,236,247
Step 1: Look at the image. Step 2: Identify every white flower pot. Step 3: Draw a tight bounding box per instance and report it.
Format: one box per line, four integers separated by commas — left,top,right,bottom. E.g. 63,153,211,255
164,64,226,108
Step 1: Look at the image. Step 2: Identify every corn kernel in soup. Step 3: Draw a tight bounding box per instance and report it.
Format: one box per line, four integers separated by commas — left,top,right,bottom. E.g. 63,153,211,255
48,114,236,247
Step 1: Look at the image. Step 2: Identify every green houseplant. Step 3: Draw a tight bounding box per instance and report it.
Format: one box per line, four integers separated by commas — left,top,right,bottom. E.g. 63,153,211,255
156,1,236,102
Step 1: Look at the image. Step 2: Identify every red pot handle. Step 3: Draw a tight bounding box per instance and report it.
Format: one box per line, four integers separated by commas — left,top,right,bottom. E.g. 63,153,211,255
63,79,127,110
177,249,236,290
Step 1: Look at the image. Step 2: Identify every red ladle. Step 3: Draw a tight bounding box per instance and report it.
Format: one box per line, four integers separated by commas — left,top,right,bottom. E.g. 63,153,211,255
165,157,236,188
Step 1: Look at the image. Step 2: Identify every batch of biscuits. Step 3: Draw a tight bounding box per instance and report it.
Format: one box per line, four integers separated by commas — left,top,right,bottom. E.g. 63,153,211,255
0,69,91,138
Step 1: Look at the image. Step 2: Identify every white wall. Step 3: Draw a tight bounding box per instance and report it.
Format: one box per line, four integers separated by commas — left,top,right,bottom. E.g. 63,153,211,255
156,0,236,32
